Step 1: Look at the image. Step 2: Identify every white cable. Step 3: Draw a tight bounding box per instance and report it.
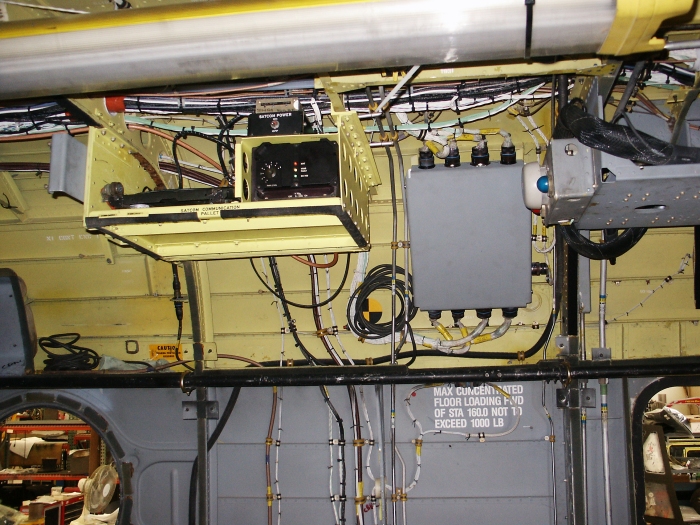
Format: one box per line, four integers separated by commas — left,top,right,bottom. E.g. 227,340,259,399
528,114,549,146
375,65,421,113
329,409,340,525
324,255,354,365
516,114,541,164
402,383,521,492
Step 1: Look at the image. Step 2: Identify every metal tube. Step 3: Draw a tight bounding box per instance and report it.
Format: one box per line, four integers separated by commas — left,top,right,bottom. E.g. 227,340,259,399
7,357,700,389
579,304,588,525
375,385,387,525
599,257,613,525
0,0,616,99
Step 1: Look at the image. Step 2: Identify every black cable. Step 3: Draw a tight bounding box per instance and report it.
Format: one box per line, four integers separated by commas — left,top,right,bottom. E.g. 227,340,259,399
216,115,244,183
250,255,350,310
561,223,647,260
559,99,700,165
38,333,100,371
320,385,347,524
172,264,194,371
188,386,242,525
268,257,321,365
346,264,417,340
172,129,233,188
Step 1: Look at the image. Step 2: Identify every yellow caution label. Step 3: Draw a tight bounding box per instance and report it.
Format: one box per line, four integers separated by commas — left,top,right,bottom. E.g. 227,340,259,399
149,344,181,361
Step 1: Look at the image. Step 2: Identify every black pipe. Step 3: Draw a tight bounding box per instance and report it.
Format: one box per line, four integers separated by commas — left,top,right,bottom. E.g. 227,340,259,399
6,357,700,389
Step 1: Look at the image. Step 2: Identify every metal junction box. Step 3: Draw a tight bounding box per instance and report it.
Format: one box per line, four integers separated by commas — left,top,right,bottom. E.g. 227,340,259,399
542,138,700,229
405,162,532,311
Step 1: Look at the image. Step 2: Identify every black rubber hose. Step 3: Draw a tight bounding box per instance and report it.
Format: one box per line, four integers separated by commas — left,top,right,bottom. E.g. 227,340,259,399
559,100,700,165
561,224,647,260
188,386,242,525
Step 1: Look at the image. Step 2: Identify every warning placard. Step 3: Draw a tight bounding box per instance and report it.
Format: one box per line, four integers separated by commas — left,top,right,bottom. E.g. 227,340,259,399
149,344,181,361
430,384,524,431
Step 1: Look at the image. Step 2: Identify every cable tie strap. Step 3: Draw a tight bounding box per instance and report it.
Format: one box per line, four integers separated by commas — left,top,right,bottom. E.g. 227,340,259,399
353,439,366,447
524,0,535,60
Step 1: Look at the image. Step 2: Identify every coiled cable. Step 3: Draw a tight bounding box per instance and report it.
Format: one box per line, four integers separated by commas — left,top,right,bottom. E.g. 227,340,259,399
38,333,100,371
346,264,417,340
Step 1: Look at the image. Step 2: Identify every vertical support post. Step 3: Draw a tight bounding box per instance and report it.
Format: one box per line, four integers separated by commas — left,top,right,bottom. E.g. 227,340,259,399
88,429,101,474
184,261,209,525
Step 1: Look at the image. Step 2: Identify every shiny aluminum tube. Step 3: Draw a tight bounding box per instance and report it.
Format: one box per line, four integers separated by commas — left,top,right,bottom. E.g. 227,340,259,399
0,0,616,100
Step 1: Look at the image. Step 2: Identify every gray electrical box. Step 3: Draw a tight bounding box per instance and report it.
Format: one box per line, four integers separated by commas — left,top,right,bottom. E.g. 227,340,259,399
405,161,532,311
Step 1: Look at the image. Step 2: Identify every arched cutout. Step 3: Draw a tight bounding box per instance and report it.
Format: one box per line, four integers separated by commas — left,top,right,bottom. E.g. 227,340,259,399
631,376,700,525
0,391,131,525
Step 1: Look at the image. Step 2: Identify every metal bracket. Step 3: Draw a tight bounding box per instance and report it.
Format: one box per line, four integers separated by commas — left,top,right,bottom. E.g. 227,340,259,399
181,342,218,361
182,401,219,420
591,347,611,360
125,340,139,355
556,387,597,409
555,335,579,356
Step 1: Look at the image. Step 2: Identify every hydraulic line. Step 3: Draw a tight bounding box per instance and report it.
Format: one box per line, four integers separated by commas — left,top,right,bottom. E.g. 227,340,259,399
367,86,398,525
599,258,613,525
310,257,364,525
579,301,588,525
266,387,278,525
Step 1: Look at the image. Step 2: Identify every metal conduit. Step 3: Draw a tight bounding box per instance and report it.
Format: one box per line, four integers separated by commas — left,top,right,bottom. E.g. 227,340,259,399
0,0,616,99
4,357,700,389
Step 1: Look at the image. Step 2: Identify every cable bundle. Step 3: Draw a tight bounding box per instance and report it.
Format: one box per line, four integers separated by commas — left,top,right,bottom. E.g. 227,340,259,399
38,333,100,371
346,264,417,340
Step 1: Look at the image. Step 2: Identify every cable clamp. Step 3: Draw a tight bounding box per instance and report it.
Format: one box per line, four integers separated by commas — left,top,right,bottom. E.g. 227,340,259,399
390,241,399,250
276,494,282,500
286,359,294,367
561,360,572,388
517,351,525,362
368,439,375,446
368,102,378,112
280,327,290,334
266,493,275,502
365,357,374,365
353,439,366,447
275,440,281,447
478,432,486,443
391,489,404,502
179,371,194,396
358,336,366,343
545,434,556,443
265,438,274,446
354,496,367,504
400,493,408,502
316,327,337,338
